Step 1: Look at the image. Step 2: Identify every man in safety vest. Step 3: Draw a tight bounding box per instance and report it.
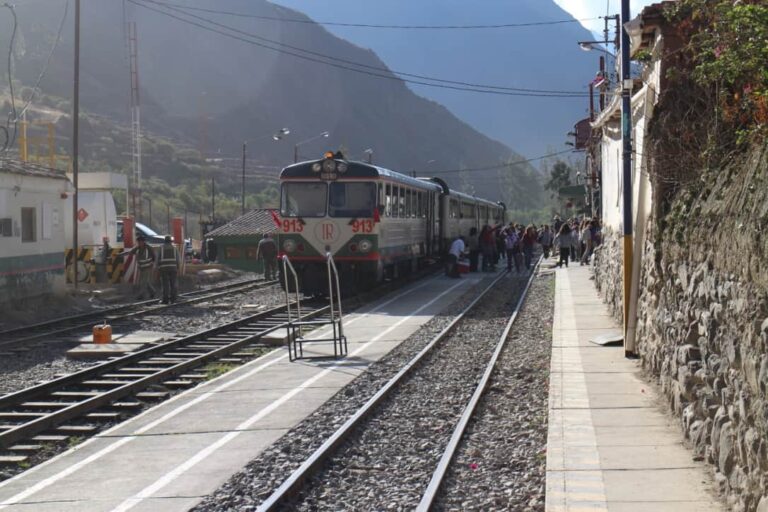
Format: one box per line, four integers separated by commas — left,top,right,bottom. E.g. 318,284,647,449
121,235,156,300
157,235,180,304
256,233,278,280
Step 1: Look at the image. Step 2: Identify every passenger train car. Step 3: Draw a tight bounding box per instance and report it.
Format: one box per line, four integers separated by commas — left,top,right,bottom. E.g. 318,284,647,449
277,153,505,294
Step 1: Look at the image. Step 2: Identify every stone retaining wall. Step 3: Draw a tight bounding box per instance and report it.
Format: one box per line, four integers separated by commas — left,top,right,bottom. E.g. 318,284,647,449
600,147,768,511
592,226,623,324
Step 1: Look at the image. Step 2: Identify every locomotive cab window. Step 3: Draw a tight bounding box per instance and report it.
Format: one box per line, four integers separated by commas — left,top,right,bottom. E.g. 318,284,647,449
280,182,327,217
329,182,376,218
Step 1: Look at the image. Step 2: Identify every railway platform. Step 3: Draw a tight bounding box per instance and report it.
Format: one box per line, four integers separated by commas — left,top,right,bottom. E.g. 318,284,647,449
545,264,722,511
0,269,501,511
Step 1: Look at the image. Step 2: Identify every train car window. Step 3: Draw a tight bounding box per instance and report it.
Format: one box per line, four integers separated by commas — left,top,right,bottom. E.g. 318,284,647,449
450,199,459,219
405,189,412,218
280,182,327,217
391,186,398,218
399,187,406,217
416,192,423,218
385,184,392,217
461,202,474,219
329,182,376,218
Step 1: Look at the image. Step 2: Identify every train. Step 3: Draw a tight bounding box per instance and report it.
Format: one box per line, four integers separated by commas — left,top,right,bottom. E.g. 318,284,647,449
277,152,506,294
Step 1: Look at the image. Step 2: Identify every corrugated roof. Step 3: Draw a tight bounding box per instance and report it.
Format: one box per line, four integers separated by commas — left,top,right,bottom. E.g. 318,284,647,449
207,208,279,237
0,159,69,180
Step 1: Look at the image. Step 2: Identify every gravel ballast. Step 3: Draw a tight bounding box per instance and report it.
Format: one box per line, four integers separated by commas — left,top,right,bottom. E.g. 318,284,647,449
435,272,554,511
0,283,285,397
194,269,541,511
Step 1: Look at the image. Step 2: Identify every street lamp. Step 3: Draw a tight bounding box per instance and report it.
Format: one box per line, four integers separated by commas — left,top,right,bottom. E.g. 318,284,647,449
242,128,291,214
294,131,330,163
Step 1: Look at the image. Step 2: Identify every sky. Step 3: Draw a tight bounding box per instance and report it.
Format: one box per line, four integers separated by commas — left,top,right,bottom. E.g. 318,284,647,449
553,0,659,35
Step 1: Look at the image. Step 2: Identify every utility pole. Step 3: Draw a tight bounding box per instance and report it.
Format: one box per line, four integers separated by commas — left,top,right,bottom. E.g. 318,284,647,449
620,0,634,355
72,0,81,289
241,141,246,215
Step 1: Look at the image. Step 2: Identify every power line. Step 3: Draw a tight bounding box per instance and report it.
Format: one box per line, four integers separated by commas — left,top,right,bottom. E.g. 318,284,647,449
2,2,18,152
148,1,600,30
17,0,69,120
422,149,575,175
129,0,593,98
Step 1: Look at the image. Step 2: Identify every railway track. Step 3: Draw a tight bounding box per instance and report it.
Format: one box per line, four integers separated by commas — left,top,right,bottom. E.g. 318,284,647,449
0,301,329,466
255,260,541,511
0,278,277,351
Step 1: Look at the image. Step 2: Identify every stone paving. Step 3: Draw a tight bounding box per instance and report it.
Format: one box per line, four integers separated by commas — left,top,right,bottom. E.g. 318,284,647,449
545,264,723,512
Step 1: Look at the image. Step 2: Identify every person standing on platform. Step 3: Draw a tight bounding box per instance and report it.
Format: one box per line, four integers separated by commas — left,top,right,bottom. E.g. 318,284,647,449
157,235,180,304
480,225,496,272
467,227,480,272
256,233,278,280
446,235,465,278
522,225,538,270
121,235,156,300
539,225,554,259
553,224,574,268
504,226,521,273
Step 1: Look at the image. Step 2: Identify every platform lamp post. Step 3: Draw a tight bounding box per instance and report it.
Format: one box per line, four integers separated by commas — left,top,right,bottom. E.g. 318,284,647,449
242,128,290,215
71,0,81,289
293,131,329,163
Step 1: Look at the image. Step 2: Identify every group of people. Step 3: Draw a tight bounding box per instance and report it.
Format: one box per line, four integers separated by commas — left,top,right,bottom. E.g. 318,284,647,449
445,215,602,277
550,215,602,268
122,235,182,304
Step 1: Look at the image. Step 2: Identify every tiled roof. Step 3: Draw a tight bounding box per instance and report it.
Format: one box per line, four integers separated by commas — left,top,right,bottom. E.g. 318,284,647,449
0,159,69,180
207,209,279,237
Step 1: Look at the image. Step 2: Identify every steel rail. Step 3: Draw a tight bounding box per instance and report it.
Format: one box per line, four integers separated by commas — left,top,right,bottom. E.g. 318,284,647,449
0,302,328,449
417,256,542,511
256,270,511,512
0,279,277,349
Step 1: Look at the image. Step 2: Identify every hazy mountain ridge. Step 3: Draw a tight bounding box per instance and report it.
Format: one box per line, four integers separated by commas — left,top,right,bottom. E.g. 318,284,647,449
1,0,547,209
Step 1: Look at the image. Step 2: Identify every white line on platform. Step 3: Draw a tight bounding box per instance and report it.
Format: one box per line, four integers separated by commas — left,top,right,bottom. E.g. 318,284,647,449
0,274,444,509
109,278,468,512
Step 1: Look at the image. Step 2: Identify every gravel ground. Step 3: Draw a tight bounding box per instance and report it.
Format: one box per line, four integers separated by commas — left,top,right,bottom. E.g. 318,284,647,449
194,270,534,512
0,271,261,331
435,272,554,511
0,283,284,397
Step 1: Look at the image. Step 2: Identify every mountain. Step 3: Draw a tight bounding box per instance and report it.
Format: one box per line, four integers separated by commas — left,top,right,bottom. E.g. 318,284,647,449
0,0,547,210
271,0,601,159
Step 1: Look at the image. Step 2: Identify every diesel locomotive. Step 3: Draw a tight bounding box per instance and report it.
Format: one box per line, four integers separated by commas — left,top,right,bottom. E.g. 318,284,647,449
277,152,505,294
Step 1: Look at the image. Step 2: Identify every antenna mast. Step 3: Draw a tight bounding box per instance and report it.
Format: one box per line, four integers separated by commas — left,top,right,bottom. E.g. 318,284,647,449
128,22,143,222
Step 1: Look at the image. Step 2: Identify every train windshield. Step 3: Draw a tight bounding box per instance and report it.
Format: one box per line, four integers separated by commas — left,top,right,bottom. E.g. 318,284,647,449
280,182,327,217
328,182,376,218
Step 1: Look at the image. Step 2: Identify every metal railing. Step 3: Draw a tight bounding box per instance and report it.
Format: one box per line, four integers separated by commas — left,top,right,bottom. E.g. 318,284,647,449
284,252,347,361
326,251,344,343
282,255,302,331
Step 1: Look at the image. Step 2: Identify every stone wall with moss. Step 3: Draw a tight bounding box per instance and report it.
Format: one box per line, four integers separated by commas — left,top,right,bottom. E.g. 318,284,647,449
633,146,768,511
592,226,623,324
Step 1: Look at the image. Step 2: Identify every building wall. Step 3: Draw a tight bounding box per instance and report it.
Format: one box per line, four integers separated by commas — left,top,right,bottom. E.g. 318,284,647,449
212,235,266,273
0,172,71,302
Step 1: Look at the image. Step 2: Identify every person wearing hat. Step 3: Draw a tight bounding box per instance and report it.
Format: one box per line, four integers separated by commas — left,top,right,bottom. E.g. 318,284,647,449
157,235,180,304
120,235,156,300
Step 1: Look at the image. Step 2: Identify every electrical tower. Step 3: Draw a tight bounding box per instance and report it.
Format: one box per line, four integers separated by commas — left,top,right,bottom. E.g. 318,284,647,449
128,22,143,222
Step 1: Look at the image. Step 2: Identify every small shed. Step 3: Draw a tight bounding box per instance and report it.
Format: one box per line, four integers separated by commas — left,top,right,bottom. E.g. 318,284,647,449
206,209,278,272
0,159,72,303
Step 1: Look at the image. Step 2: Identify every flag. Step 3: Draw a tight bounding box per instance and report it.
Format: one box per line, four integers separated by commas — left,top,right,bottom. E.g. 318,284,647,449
269,209,282,229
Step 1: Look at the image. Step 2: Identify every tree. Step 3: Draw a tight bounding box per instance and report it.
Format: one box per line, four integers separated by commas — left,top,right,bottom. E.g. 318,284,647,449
544,161,574,199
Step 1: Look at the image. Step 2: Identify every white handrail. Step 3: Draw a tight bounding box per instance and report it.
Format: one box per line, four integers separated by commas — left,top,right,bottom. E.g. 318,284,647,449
325,252,344,339
282,255,302,326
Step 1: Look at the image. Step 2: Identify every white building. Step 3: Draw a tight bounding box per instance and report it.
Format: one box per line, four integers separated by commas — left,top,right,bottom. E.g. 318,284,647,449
0,159,73,303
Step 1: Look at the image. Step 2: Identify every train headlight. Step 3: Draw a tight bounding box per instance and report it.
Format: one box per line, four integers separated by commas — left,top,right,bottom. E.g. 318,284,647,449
337,162,348,173
283,239,297,253
322,159,336,173
358,239,373,253
311,163,322,172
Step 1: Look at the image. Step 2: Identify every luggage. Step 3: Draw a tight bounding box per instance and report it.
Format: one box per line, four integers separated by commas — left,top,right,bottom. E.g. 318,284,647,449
457,258,470,274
